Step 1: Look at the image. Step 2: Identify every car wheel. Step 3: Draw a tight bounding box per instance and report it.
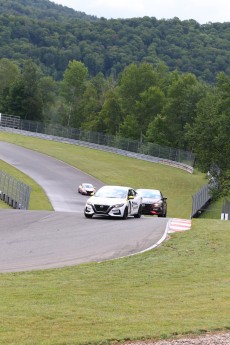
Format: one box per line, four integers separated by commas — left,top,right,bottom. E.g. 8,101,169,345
122,207,128,220
85,213,93,218
134,205,142,218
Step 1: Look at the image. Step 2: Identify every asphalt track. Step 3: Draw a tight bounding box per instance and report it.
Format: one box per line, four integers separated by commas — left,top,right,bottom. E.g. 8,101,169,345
0,141,169,272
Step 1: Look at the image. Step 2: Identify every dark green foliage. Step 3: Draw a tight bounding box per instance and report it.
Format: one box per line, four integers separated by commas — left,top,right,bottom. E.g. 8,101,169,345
0,0,97,21
186,73,230,196
0,1,229,81
0,0,229,196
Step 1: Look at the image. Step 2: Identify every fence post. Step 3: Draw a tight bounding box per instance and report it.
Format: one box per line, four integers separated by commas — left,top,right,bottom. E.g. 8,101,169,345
221,198,230,220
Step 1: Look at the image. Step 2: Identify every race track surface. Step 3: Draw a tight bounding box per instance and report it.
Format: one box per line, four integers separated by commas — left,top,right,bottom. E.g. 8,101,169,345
0,141,104,212
0,141,169,272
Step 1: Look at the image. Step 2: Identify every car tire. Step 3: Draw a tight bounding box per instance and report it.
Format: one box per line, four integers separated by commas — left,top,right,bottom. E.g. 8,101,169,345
122,207,128,220
84,213,93,218
134,205,142,218
163,207,167,217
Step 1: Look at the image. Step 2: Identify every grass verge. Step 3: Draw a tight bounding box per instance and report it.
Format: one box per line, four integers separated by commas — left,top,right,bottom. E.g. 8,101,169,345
0,219,229,345
0,159,53,211
0,132,207,218
0,131,229,344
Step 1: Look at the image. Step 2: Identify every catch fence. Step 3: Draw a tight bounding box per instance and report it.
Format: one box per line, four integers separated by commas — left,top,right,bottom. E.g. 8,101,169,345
0,113,20,128
191,181,218,218
191,184,211,218
0,114,195,172
0,170,31,210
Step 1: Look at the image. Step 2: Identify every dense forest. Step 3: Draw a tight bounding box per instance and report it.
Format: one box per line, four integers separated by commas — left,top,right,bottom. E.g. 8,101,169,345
0,0,230,82
0,0,229,196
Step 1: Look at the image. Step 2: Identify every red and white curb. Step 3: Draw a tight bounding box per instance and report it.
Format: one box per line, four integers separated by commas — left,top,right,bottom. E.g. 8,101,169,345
168,218,192,233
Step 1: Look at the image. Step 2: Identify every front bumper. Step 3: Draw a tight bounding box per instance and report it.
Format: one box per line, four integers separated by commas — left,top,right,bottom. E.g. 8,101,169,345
85,203,123,217
141,204,163,215
81,190,95,195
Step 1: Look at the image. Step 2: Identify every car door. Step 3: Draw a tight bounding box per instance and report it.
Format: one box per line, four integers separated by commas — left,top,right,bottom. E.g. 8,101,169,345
128,189,139,214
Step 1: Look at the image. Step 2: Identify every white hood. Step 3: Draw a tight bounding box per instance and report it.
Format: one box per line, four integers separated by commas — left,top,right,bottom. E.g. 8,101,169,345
87,196,126,205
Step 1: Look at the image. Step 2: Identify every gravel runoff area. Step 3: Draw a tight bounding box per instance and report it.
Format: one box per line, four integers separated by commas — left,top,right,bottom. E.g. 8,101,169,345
122,332,230,345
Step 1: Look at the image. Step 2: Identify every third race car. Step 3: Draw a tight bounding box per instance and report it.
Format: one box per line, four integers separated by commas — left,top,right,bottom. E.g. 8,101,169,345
136,188,167,217
78,183,96,195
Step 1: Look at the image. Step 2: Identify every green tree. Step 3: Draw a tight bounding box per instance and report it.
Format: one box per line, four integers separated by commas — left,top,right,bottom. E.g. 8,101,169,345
91,89,123,134
79,80,102,131
3,59,43,120
135,86,165,139
0,58,20,93
117,63,158,116
118,114,140,140
61,60,89,127
38,76,58,122
186,74,230,196
146,114,170,146
0,58,20,113
162,73,206,149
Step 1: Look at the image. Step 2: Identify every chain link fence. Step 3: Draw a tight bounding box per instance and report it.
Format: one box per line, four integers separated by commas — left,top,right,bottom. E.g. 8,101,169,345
0,170,31,210
0,114,195,172
0,113,20,128
191,180,218,218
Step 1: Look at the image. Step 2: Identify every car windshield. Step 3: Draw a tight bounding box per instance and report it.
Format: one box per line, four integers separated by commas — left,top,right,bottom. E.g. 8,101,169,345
83,184,93,188
137,190,161,199
95,187,127,198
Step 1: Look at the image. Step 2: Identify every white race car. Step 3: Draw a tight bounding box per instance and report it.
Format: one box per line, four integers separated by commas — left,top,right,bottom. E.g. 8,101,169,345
84,185,142,219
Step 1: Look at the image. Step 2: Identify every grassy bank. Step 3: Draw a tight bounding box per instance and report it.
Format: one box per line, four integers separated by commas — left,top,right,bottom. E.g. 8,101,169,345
0,132,207,218
0,219,229,345
0,159,53,210
0,131,229,345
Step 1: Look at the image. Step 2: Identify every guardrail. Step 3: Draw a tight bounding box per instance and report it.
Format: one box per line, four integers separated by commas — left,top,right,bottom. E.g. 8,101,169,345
0,170,31,210
0,125,194,174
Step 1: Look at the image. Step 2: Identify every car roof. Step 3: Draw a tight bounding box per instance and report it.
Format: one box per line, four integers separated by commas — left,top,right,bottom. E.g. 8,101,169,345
136,188,161,193
99,185,132,190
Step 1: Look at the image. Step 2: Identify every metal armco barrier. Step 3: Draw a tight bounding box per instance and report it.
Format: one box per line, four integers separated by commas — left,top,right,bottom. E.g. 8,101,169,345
0,117,195,173
0,170,31,210
221,198,230,220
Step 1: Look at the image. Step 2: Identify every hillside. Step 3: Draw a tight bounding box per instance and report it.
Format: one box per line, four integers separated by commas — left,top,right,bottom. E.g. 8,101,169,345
0,0,229,81
0,0,97,21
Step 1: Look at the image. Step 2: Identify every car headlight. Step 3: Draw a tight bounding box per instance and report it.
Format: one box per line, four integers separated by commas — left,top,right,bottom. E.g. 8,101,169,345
86,201,93,206
153,201,162,207
113,203,124,208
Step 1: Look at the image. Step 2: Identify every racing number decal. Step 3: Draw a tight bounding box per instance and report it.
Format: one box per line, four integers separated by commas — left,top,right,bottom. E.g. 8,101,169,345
128,201,132,214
